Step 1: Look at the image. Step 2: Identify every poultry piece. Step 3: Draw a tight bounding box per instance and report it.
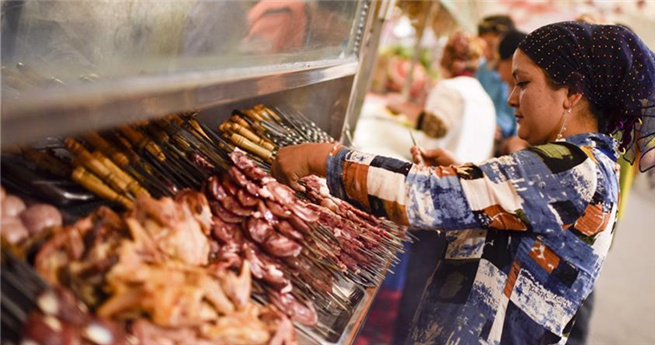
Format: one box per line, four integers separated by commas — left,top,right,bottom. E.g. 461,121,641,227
1,186,63,245
219,260,252,310
131,195,210,266
174,189,213,235
199,304,270,344
99,241,234,326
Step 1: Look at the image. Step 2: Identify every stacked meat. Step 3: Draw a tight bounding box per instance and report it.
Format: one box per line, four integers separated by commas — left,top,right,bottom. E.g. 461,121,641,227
201,151,409,333
28,192,295,345
1,186,63,245
8,145,409,344
204,151,326,327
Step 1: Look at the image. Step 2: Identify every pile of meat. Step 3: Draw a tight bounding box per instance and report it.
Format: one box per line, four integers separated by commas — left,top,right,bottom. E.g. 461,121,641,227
204,151,324,327
201,151,408,329
29,192,295,345
1,186,63,245
7,148,408,345
21,287,130,345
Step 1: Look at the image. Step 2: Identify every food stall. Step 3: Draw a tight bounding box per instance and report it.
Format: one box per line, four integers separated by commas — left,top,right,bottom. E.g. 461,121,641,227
0,1,408,344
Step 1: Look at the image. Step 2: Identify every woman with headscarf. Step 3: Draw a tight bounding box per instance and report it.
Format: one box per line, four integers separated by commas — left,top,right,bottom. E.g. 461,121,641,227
272,22,655,344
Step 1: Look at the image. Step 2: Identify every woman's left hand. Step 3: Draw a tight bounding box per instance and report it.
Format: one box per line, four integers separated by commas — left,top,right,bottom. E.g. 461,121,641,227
410,146,460,166
271,143,335,191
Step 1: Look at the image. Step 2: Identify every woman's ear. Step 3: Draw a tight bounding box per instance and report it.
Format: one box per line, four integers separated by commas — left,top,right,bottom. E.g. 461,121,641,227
564,90,584,109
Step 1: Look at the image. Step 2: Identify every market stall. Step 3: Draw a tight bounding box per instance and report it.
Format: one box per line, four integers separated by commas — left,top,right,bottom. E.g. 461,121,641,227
0,1,410,344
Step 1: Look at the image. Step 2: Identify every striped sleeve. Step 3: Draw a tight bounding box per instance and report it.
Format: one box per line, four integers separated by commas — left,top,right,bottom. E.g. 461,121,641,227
326,143,599,233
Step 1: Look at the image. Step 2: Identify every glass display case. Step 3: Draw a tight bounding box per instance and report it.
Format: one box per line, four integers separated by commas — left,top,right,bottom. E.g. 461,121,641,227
1,1,399,344
1,0,370,147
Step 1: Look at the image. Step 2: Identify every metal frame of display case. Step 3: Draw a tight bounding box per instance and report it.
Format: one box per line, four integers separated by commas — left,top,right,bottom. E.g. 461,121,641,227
2,58,359,147
1,0,372,148
0,1,399,344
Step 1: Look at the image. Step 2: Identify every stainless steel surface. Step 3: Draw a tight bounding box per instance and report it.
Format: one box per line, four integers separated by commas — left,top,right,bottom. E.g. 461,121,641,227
2,60,357,147
296,284,382,345
1,0,367,148
1,1,361,87
342,0,395,139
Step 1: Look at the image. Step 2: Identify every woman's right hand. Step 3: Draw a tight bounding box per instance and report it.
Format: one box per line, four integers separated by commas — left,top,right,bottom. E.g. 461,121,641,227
410,146,459,167
271,143,335,192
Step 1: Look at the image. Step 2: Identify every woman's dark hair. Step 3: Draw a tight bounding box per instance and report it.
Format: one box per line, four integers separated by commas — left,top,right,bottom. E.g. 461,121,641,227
498,30,527,61
478,15,515,36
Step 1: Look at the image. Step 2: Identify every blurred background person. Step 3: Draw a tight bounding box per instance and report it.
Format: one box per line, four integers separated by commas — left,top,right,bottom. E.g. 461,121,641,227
476,15,517,146
244,0,307,53
388,31,496,165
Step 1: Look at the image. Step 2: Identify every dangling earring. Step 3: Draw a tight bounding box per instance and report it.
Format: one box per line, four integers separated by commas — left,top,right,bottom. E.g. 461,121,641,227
556,107,571,142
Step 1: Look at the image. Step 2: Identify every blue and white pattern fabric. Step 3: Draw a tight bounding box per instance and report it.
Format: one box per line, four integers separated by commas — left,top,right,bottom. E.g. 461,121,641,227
326,133,620,345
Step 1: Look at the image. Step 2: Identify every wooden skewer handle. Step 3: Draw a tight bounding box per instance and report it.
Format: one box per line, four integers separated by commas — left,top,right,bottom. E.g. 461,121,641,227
187,118,211,141
119,127,166,162
72,167,133,209
261,105,283,122
253,105,275,122
82,133,130,167
171,135,191,152
92,152,150,197
67,138,131,193
230,122,276,151
230,115,251,129
228,133,273,162
243,109,264,123
218,122,232,134
82,132,111,151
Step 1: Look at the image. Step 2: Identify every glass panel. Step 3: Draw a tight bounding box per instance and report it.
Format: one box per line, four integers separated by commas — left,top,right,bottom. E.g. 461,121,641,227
1,0,362,92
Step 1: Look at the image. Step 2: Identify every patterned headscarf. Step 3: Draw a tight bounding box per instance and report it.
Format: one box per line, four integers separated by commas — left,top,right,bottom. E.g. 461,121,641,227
519,21,655,171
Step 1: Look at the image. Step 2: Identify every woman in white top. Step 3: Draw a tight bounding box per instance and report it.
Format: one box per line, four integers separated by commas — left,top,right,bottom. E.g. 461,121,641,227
414,31,496,164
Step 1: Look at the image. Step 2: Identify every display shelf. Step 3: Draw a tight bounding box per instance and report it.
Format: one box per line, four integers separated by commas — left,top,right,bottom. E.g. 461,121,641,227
2,58,358,147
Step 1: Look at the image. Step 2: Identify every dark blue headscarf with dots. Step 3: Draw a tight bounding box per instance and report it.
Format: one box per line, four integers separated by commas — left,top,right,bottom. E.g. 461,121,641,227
519,21,655,171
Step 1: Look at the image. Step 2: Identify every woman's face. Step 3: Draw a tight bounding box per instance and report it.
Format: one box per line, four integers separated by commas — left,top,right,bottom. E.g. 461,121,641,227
507,50,569,145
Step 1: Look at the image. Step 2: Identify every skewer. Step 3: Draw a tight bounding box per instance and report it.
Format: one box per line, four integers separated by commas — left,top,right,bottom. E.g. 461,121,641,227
72,166,133,209
91,151,150,197
82,132,131,168
409,129,424,165
66,138,135,198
